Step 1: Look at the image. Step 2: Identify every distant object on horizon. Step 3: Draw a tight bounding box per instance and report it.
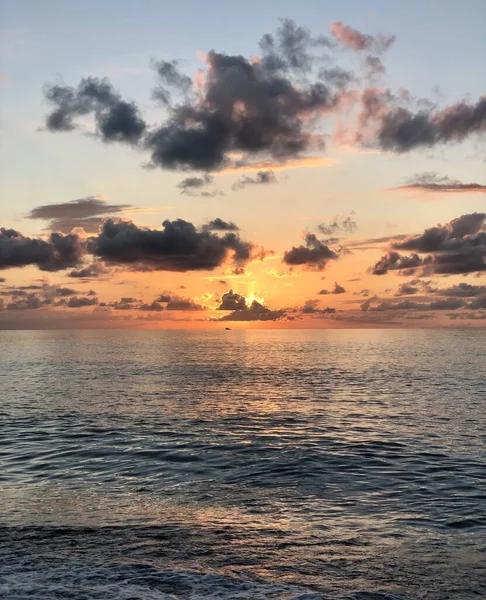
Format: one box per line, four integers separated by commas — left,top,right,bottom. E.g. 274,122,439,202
225,327,231,330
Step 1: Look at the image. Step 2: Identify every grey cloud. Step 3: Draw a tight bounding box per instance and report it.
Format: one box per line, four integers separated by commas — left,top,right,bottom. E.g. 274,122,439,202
317,212,357,236
0,227,85,271
218,289,247,310
392,172,486,194
203,218,239,232
67,296,98,308
139,301,164,312
283,233,339,270
68,261,109,278
356,88,486,153
437,283,486,297
165,298,205,311
232,170,277,190
318,281,346,294
219,300,286,321
44,77,146,144
88,218,256,272
152,59,192,105
27,196,132,233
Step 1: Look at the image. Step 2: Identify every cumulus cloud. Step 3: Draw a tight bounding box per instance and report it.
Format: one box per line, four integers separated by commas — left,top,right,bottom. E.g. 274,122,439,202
88,218,256,272
43,20,354,172
218,289,247,310
300,299,336,315
218,299,286,321
67,296,98,308
202,218,239,232
390,172,486,194
26,196,133,233
177,175,223,197
43,77,146,143
0,227,85,271
371,213,486,276
355,88,486,153
151,59,192,105
318,282,346,294
283,233,340,270
232,170,277,190
67,261,109,278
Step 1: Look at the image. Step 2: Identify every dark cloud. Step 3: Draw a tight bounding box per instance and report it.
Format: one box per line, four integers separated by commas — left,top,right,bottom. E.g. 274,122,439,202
391,172,486,194
67,261,109,278
27,196,132,233
203,218,239,232
300,299,336,314
361,296,465,312
7,294,44,310
44,77,146,143
318,282,346,294
232,170,277,190
152,59,192,105
372,213,486,276
0,227,85,271
318,67,354,89
365,55,385,76
317,212,357,236
177,175,223,196
67,296,98,308
356,88,486,153
139,301,164,312
0,277,6,283
44,20,350,172
329,22,396,53
395,281,420,296
155,293,172,303
283,233,339,270
165,298,205,311
436,283,486,298
218,289,247,310
218,299,286,321
88,218,256,272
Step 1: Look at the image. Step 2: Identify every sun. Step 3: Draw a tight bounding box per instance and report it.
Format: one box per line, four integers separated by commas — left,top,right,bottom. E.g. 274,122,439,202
245,291,265,307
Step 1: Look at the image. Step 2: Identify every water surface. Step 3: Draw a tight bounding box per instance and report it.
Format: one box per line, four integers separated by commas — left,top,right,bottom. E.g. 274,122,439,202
1,330,485,599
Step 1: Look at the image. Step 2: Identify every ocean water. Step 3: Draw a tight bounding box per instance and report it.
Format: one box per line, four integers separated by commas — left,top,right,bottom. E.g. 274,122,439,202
0,329,485,600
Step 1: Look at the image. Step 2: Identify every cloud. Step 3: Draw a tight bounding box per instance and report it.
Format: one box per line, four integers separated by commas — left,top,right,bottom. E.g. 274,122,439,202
355,88,486,153
232,170,277,190
435,283,486,298
329,22,395,53
67,261,109,278
43,77,146,143
361,296,466,312
218,289,247,310
0,227,85,271
218,299,286,321
88,218,256,272
202,218,239,231
151,59,192,105
300,299,336,314
43,20,354,172
26,196,132,233
317,212,357,236
389,172,486,194
67,296,98,308
139,301,164,312
165,297,206,311
371,213,486,276
177,174,223,197
283,233,339,270
318,282,346,294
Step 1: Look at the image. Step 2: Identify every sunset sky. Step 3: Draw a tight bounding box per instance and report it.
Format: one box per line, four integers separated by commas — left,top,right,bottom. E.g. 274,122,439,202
1,0,485,328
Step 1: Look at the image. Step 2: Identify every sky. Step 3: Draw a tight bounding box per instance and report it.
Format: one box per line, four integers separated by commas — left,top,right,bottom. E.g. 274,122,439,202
0,0,485,329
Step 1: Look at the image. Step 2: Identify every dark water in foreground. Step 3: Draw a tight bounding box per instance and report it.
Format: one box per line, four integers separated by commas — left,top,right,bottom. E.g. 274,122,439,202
0,329,485,599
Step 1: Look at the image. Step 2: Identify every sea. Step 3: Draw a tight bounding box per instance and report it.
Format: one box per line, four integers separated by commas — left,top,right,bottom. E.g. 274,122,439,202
0,329,485,600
